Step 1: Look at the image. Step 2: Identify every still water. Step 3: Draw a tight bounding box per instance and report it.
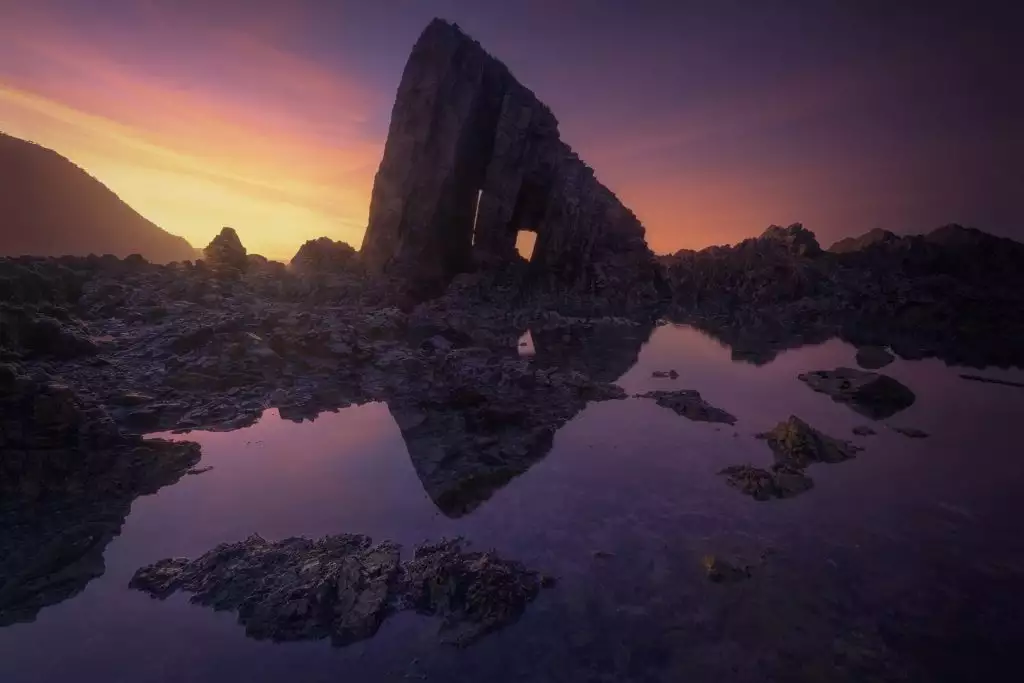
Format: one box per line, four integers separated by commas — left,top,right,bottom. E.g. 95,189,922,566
3,324,1023,682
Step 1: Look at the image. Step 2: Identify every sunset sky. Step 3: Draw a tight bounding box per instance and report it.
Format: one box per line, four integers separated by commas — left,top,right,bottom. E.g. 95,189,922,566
1,0,1020,259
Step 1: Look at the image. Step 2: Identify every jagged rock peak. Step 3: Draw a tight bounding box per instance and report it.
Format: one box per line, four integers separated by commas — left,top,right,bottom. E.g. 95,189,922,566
360,18,662,309
828,228,898,254
290,237,357,273
757,223,822,256
203,227,248,271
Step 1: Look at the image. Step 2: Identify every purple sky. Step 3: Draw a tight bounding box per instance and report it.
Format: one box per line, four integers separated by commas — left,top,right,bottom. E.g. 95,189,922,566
1,0,1020,255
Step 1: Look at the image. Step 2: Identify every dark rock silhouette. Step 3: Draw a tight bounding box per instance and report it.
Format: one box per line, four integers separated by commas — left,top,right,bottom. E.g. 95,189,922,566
0,132,196,263
202,227,248,274
290,237,358,273
361,19,662,308
663,223,1024,368
130,534,550,648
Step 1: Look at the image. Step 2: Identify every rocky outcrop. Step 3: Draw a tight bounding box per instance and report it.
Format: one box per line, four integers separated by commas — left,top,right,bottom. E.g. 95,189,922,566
130,534,550,648
664,223,1024,368
289,237,358,273
637,389,737,424
855,346,894,370
361,19,662,309
798,368,916,420
719,416,859,501
202,227,248,274
0,132,196,263
756,416,862,468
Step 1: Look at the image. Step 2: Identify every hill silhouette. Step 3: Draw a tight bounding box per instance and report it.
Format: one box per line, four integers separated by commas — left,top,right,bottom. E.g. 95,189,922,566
0,132,197,263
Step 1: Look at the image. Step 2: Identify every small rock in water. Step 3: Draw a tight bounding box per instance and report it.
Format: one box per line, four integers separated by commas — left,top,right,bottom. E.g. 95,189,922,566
852,425,877,436
757,416,862,468
637,389,736,424
855,346,894,370
893,426,929,439
798,367,916,420
651,369,679,379
718,464,814,500
702,555,750,583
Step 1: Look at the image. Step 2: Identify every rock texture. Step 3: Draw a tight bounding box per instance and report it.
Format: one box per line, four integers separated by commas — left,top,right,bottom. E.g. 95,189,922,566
131,534,549,648
719,416,859,501
202,227,248,274
799,368,916,420
662,223,1024,368
637,389,737,424
0,132,196,263
361,19,662,308
290,238,358,273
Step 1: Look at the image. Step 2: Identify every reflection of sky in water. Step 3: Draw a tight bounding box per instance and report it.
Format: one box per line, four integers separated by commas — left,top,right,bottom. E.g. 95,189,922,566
517,329,535,357
2,324,1023,682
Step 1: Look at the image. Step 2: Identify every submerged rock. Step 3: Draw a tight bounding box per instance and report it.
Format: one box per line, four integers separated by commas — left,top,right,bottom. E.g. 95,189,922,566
637,389,737,424
855,346,895,370
757,416,862,468
651,369,679,379
130,534,549,648
893,426,929,439
798,368,916,420
719,464,814,501
702,555,751,583
853,425,877,436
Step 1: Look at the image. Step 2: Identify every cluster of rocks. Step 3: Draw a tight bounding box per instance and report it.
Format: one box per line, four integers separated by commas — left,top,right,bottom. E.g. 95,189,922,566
661,223,1024,368
798,367,916,420
130,534,550,648
720,416,861,501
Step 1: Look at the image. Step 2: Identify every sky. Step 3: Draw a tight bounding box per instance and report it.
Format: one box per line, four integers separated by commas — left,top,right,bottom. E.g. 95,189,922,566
1,0,1020,259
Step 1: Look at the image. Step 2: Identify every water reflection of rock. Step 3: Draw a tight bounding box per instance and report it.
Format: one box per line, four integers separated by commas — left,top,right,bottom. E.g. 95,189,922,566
0,441,199,626
391,321,650,517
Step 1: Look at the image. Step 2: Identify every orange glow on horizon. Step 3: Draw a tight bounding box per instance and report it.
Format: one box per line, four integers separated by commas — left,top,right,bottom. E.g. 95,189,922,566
0,3,386,260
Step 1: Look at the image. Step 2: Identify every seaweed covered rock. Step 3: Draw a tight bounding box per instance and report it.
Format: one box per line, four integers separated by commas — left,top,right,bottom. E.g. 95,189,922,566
637,389,736,424
719,464,814,501
757,416,862,468
130,534,550,648
798,368,916,420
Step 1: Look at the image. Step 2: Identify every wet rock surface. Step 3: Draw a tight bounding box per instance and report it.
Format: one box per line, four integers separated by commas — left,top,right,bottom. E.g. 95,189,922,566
757,416,862,468
637,389,737,425
719,464,814,501
662,224,1024,369
131,535,549,648
799,368,916,420
720,417,860,501
856,346,894,370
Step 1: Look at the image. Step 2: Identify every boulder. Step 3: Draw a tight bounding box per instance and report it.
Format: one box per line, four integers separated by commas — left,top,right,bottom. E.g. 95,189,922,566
798,368,916,419
290,237,357,273
855,346,894,370
202,227,248,273
756,416,862,468
637,389,736,424
718,464,814,500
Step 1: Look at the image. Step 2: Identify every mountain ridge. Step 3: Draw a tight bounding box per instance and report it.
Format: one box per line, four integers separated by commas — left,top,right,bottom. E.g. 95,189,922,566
0,132,197,263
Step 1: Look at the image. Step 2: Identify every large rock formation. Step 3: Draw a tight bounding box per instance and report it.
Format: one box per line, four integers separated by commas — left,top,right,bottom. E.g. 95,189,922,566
361,19,662,307
0,132,197,263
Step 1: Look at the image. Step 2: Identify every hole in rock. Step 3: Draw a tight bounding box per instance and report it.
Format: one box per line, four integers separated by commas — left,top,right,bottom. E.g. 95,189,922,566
515,230,538,261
